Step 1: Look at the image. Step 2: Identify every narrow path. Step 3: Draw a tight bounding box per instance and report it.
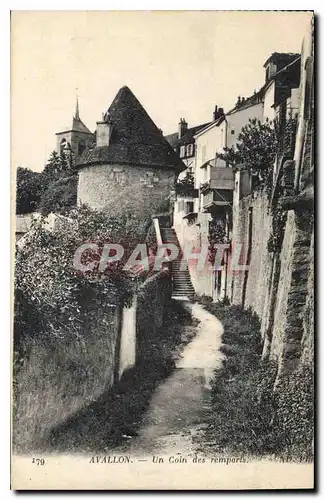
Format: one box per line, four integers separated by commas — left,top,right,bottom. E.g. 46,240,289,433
125,302,224,457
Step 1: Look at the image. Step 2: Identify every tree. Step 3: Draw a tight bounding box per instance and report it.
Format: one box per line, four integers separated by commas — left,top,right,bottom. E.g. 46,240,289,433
16,167,41,214
175,171,195,197
218,118,278,190
38,150,77,215
38,175,77,215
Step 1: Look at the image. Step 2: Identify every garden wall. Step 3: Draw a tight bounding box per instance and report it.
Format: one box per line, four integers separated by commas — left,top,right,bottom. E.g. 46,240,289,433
13,301,121,453
13,269,173,453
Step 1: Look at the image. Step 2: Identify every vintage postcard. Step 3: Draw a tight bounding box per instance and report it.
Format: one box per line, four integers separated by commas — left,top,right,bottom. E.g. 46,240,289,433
11,10,315,490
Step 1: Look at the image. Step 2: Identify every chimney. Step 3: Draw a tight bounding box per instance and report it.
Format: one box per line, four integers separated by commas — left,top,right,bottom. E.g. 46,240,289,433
178,118,188,139
213,105,224,121
236,96,241,107
96,112,113,147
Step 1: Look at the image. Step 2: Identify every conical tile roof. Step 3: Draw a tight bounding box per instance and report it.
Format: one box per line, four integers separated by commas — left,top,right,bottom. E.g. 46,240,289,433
76,86,185,171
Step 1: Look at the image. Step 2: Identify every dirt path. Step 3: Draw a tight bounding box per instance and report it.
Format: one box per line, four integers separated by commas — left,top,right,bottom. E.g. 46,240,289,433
123,301,224,457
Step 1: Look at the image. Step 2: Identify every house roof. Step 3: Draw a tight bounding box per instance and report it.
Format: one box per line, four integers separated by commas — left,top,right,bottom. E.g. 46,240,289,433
226,87,265,115
165,122,210,148
263,52,300,68
76,86,185,171
227,52,301,116
193,115,226,138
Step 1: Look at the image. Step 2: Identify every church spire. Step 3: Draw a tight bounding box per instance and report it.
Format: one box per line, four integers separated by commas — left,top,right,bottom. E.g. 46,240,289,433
75,97,80,120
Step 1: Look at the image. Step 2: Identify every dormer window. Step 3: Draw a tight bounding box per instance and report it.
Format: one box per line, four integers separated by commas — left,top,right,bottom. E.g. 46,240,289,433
265,61,277,82
186,143,194,157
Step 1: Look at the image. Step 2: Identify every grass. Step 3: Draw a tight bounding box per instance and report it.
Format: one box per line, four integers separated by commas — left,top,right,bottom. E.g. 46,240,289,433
194,295,314,462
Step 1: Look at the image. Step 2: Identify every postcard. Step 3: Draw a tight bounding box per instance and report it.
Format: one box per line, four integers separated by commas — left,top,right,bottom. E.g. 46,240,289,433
11,10,314,490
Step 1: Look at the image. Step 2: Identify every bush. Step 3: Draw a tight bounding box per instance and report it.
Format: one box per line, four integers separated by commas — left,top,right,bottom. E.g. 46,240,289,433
14,205,148,349
16,167,41,214
274,364,314,461
195,298,314,461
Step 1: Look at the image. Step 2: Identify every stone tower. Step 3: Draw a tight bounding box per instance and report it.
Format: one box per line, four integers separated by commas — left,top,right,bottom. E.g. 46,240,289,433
76,86,185,222
55,99,94,158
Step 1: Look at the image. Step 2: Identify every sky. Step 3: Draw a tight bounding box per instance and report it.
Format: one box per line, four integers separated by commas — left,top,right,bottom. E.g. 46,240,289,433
11,10,313,172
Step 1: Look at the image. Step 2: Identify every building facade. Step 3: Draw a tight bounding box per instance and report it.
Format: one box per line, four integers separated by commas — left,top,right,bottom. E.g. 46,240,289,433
169,49,303,302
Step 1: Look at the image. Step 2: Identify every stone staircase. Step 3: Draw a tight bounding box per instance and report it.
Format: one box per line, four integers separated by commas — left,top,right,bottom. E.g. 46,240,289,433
160,227,195,300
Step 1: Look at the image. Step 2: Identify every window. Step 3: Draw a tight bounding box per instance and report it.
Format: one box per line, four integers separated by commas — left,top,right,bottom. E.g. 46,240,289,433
78,140,86,156
185,201,194,215
231,130,235,135
60,138,67,155
180,146,186,157
186,143,194,157
178,200,184,212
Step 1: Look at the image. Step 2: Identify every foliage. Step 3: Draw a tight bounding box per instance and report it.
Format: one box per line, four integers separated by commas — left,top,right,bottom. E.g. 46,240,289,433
199,181,210,192
217,118,278,192
38,175,77,216
40,151,72,189
274,364,314,461
16,167,41,214
38,150,77,215
175,171,195,197
155,197,171,214
283,113,298,156
208,216,227,264
194,298,314,461
14,205,148,347
267,202,288,254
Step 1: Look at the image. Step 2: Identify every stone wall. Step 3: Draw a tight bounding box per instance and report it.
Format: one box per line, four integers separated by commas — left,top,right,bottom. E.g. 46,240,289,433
136,270,172,361
77,163,176,224
13,304,120,451
275,209,313,375
231,191,273,318
230,188,314,375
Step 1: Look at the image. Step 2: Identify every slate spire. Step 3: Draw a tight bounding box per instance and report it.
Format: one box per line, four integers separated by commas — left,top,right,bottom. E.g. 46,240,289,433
75,97,80,121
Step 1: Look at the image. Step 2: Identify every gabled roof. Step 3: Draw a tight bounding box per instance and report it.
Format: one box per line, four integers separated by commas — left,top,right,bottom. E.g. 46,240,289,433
165,122,210,148
263,52,300,68
77,86,185,171
71,116,93,134
193,115,226,139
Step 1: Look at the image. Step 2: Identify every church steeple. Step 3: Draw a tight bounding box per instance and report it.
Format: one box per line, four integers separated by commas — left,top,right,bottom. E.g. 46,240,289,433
75,97,80,121
55,95,94,156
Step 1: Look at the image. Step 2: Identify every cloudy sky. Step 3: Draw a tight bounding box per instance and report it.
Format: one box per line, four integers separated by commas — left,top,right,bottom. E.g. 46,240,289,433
11,10,312,172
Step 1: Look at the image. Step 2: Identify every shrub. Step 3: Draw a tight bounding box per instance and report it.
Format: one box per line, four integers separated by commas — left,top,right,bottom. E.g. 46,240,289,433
217,118,278,192
16,167,41,214
195,298,314,461
274,364,314,461
14,205,148,349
